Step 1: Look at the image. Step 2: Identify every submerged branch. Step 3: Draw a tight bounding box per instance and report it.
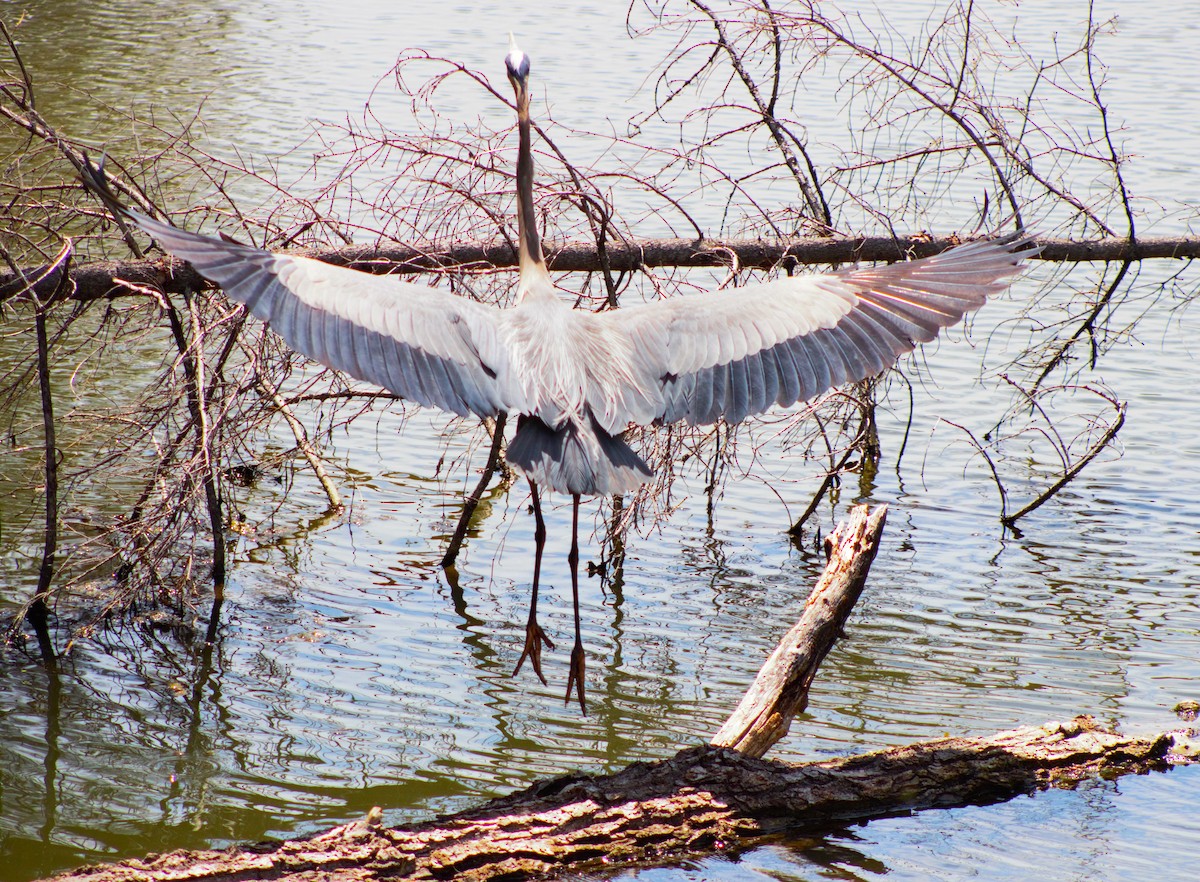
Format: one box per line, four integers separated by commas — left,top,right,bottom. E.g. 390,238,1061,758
441,413,508,569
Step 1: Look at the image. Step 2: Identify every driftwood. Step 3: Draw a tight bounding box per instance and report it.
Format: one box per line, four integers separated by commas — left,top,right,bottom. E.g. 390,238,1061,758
47,721,1190,882
44,505,1196,882
4,233,1198,306
713,505,887,756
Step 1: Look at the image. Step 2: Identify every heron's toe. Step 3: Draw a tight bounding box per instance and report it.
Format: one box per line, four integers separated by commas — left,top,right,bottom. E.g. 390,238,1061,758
565,640,587,715
513,618,555,685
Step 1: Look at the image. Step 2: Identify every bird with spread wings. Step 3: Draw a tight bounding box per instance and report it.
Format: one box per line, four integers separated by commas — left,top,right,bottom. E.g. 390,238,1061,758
98,38,1036,713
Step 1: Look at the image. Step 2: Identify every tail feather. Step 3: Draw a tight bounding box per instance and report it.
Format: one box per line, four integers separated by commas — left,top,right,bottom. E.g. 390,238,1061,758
507,414,652,496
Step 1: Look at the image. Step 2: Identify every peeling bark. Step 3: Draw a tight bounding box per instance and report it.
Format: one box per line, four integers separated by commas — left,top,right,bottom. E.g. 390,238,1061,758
47,718,1191,882
712,504,886,757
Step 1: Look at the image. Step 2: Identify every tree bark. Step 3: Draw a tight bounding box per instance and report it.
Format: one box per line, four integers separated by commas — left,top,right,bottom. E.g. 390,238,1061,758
712,504,886,757
46,717,1189,882
5,234,1199,306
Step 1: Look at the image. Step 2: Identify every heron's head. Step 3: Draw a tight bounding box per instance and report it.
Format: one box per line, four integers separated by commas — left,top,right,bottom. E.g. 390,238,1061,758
505,34,531,109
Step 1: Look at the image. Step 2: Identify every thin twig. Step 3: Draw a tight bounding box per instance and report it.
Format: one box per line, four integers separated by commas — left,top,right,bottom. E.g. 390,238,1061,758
1003,401,1126,526
441,413,508,569
941,418,1009,524
256,378,344,512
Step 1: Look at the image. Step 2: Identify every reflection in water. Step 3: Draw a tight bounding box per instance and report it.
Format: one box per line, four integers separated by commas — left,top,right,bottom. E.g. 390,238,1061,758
2,1,1200,881
39,665,60,846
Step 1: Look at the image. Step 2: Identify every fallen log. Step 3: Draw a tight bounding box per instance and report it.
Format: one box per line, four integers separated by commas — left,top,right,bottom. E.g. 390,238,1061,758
49,718,1192,882
43,506,1198,881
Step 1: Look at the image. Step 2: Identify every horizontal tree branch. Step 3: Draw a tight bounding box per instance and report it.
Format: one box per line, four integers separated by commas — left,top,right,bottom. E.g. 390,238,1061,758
4,234,1197,306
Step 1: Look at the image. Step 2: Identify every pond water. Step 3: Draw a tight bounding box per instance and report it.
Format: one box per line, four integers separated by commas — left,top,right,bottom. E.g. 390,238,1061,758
2,1,1199,880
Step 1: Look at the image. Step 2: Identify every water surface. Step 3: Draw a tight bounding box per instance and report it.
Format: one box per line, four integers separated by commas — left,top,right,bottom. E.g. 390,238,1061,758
1,2,1198,880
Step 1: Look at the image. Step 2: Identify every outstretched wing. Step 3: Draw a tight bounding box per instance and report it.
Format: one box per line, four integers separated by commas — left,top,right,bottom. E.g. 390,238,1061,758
131,212,520,418
612,233,1035,427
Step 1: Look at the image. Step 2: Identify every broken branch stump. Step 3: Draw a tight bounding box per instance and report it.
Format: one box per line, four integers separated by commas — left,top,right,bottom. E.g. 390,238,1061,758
713,503,887,757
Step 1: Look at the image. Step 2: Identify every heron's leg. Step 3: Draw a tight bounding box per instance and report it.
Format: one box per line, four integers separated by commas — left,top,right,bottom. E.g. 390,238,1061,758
513,479,554,684
564,494,587,714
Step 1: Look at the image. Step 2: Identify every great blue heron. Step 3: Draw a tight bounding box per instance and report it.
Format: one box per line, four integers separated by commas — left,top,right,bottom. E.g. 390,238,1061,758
113,40,1034,713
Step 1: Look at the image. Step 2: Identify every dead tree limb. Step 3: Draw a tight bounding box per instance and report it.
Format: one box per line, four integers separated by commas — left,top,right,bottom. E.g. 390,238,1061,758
4,234,1198,306
44,717,1191,882
713,504,887,757
1002,401,1127,527
441,413,508,569
256,377,344,513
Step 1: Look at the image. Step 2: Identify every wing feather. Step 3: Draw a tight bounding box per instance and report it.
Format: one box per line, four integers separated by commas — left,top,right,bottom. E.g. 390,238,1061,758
709,362,730,425
759,344,781,408
834,314,890,377
131,212,513,418
845,302,914,359
818,326,853,384
619,233,1034,426
791,332,831,401
726,358,749,424
773,336,803,406
690,364,714,425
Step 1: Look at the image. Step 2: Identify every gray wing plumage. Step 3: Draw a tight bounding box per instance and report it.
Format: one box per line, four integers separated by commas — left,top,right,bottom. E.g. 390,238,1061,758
613,233,1035,427
133,211,1032,447
130,212,519,418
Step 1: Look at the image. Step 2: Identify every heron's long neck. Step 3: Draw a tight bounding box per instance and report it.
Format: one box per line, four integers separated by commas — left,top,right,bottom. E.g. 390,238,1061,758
516,103,550,297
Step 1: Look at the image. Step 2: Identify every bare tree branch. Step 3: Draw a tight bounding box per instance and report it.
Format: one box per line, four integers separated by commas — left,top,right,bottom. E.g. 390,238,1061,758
3,234,1197,306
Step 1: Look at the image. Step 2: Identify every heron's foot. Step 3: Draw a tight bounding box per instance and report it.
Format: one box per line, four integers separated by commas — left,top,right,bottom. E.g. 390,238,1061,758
565,639,587,715
513,618,555,685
